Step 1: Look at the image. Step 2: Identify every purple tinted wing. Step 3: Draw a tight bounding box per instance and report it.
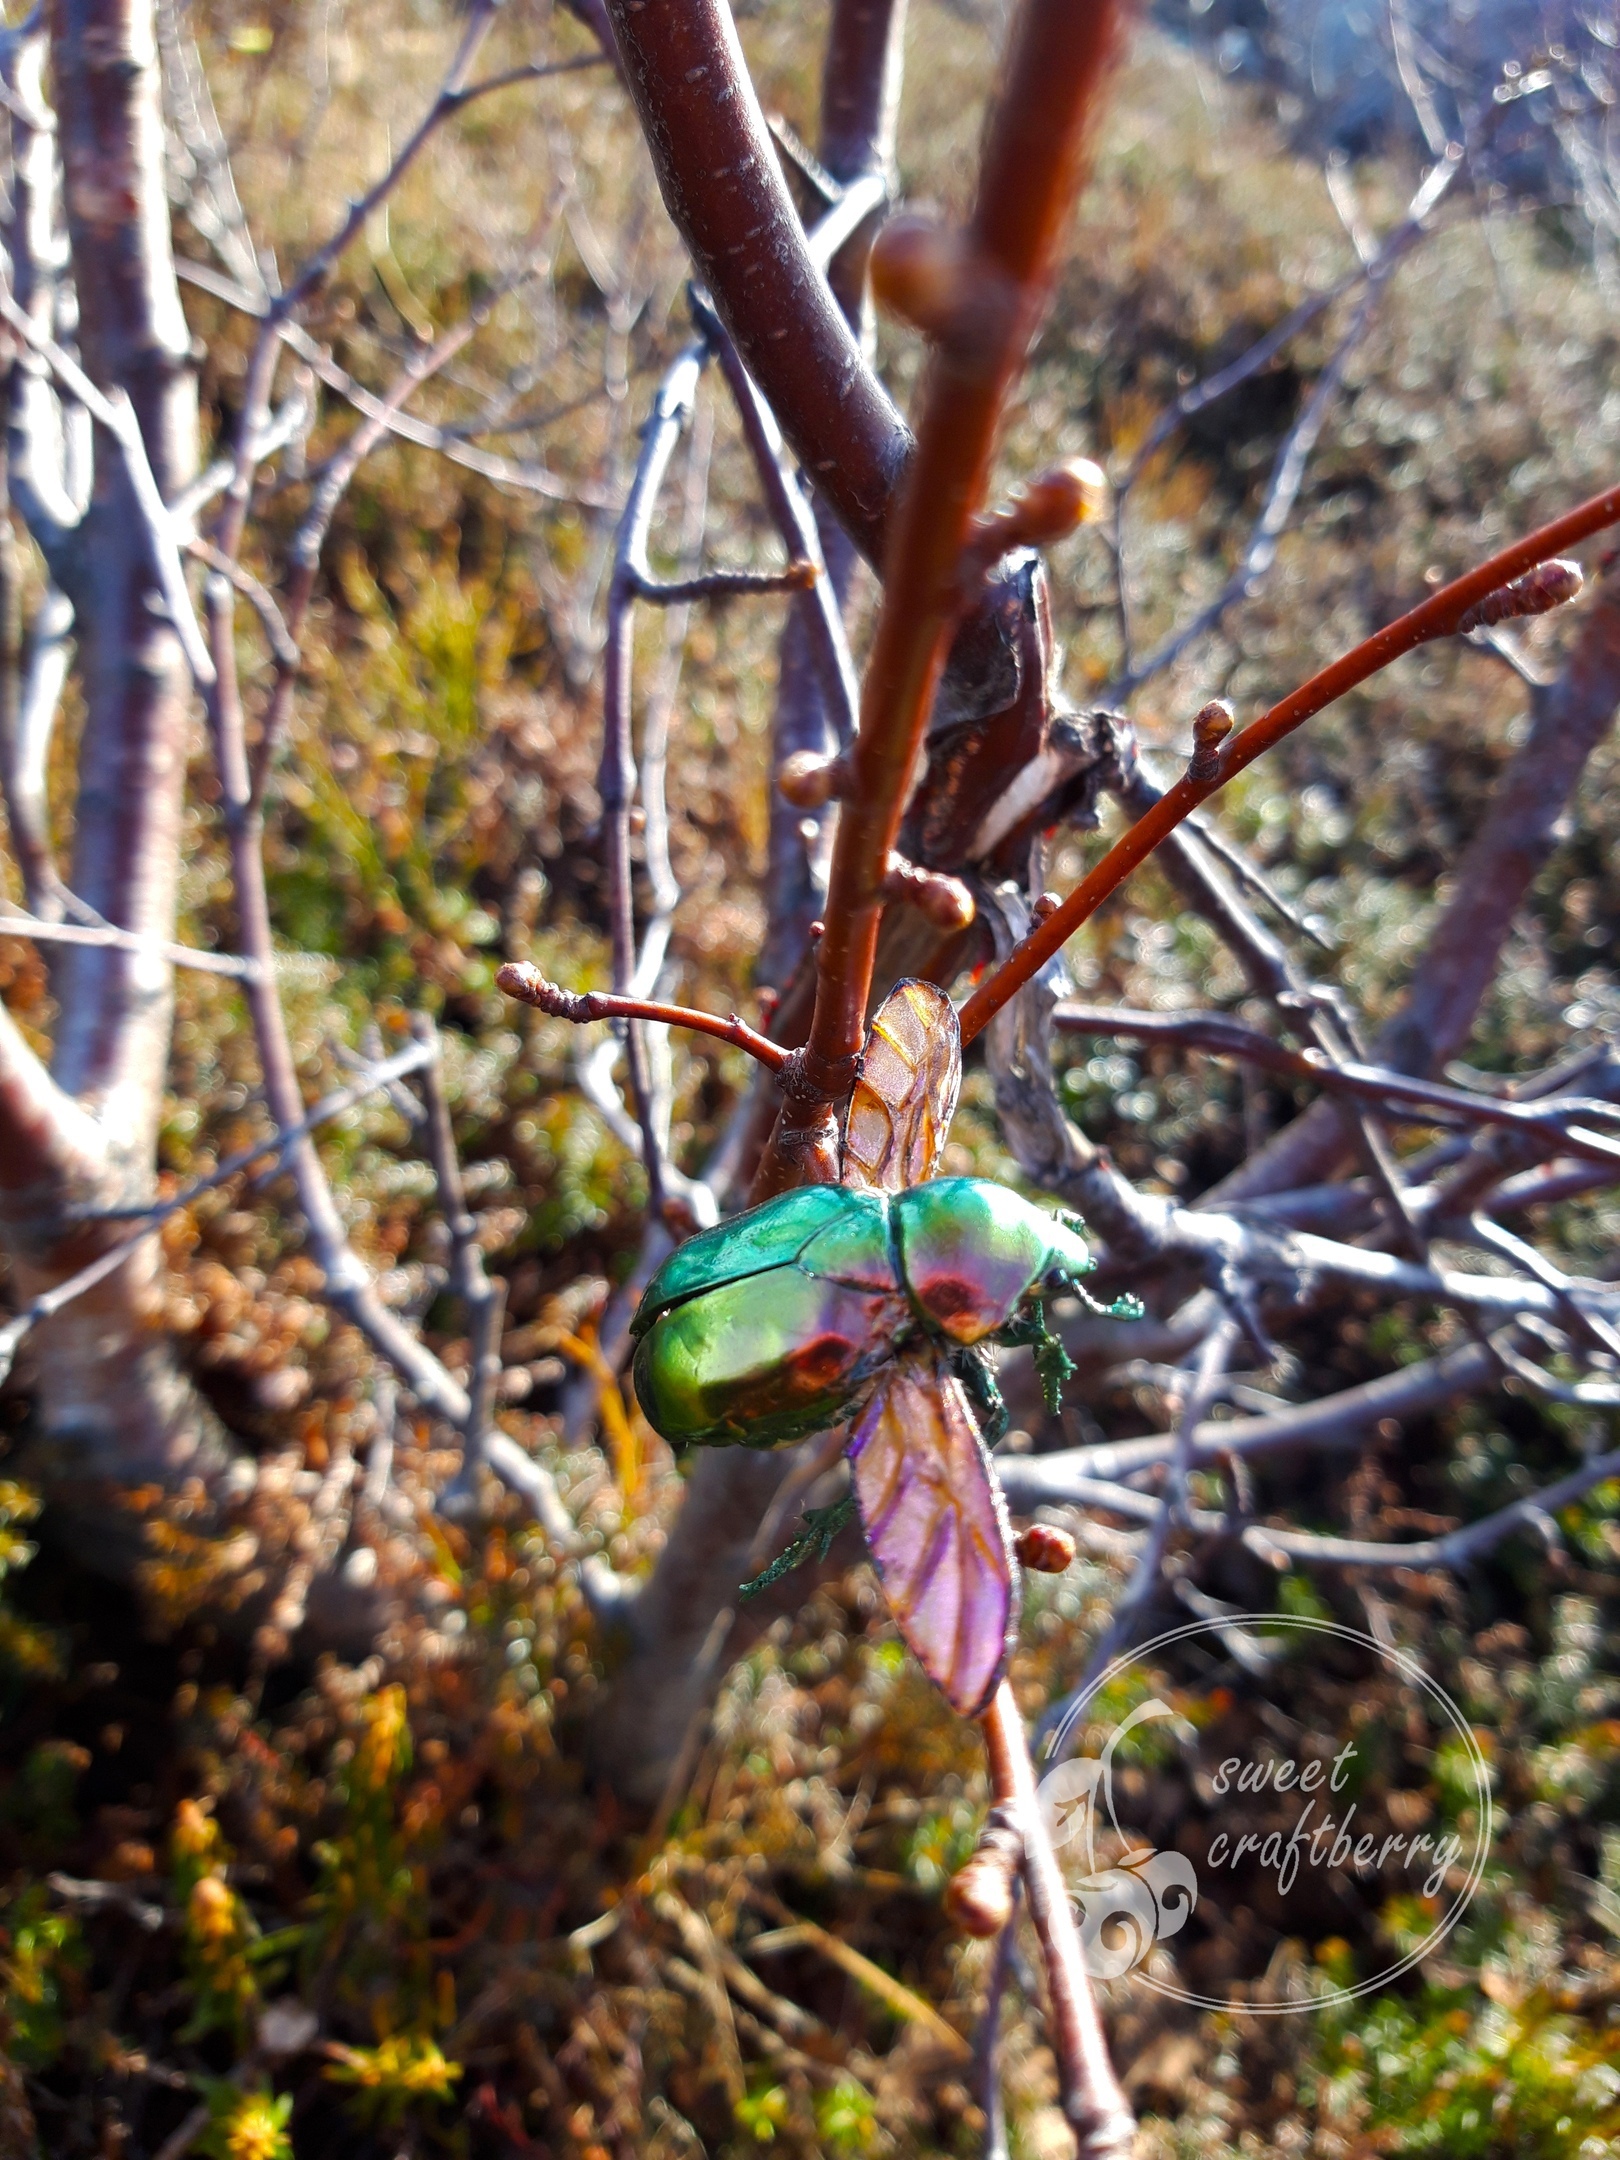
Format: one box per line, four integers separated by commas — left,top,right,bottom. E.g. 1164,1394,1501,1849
841,980,962,1193
847,1357,1019,1717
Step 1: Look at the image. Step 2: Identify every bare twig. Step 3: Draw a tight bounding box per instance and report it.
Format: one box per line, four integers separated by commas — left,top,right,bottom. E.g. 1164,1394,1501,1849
183,539,298,670
1110,151,1457,688
0,287,215,687
1053,1002,1620,1168
998,1328,1593,1498
1207,567,1620,1207
959,481,1620,1043
1042,1324,1239,1758
631,563,815,605
239,247,549,804
600,343,708,1219
974,1885,1020,2160
697,292,860,753
982,1684,1135,2159
0,1041,433,1388
411,1016,508,1506
497,963,790,1073
0,907,256,980
1245,1442,1620,1572
176,257,613,507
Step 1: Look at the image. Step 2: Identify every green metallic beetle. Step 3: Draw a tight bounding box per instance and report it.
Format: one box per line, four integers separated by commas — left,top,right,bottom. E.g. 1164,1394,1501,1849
630,1173,1095,1452
629,980,1134,1717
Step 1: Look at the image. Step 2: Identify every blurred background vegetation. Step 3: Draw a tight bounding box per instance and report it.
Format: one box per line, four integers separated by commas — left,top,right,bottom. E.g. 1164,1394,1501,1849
2,1,1620,2154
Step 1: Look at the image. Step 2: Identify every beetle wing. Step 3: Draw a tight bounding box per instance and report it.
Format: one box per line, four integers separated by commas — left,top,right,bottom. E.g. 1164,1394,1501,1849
846,1354,1019,1717
841,979,962,1193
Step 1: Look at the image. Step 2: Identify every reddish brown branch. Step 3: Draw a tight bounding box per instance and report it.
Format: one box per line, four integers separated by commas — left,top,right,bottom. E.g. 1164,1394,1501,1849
600,0,909,565
1193,568,1620,1213
959,482,1620,1043
497,963,790,1075
767,0,1126,1187
982,1683,1135,2158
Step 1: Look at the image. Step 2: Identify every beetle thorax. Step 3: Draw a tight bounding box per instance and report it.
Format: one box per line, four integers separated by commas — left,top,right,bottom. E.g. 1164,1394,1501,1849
894,1179,1060,1346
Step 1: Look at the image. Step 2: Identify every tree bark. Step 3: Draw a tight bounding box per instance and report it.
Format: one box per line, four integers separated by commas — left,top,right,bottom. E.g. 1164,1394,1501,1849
6,2,216,1482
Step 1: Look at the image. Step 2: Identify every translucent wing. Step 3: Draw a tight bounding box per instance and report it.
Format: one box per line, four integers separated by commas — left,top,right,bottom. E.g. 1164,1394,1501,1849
846,1354,1019,1717
840,979,961,1193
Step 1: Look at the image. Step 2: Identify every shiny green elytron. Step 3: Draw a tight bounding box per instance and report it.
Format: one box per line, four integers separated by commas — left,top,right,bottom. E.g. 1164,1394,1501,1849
630,1175,1098,1451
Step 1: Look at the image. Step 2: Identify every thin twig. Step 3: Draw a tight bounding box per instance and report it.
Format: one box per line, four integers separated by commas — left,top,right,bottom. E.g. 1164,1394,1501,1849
1053,1002,1620,1168
974,1885,1020,2160
174,258,615,508
1113,289,1382,700
999,1339,1499,1491
0,287,215,686
496,963,790,1072
0,907,257,980
0,1042,433,1386
1110,151,1458,691
1244,1442,1620,1571
697,289,860,753
632,563,815,604
411,1015,508,1505
1043,1324,1238,1750
958,478,1620,1043
981,1684,1134,2158
183,539,298,669
600,344,709,1219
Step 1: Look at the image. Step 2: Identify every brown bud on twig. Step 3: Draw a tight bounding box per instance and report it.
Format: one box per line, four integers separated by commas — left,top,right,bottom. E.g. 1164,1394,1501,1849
1457,557,1583,632
1031,891,1062,924
496,962,595,1020
1015,1523,1076,1573
944,1802,1023,1938
870,212,975,335
776,749,851,810
869,211,1018,365
963,459,1109,584
881,853,977,931
1186,700,1235,783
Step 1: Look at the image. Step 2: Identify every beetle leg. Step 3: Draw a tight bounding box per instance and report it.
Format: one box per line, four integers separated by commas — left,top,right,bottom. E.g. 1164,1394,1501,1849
953,1345,1008,1446
1081,1283,1146,1323
1046,1268,1145,1326
739,1491,858,1600
995,1303,1076,1417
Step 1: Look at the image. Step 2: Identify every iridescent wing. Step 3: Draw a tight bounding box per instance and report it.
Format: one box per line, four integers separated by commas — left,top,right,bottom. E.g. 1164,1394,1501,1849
840,979,961,1193
846,1353,1019,1717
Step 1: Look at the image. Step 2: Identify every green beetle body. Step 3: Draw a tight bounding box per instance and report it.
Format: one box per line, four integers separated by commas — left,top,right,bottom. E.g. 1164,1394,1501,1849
629,1178,1095,1450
